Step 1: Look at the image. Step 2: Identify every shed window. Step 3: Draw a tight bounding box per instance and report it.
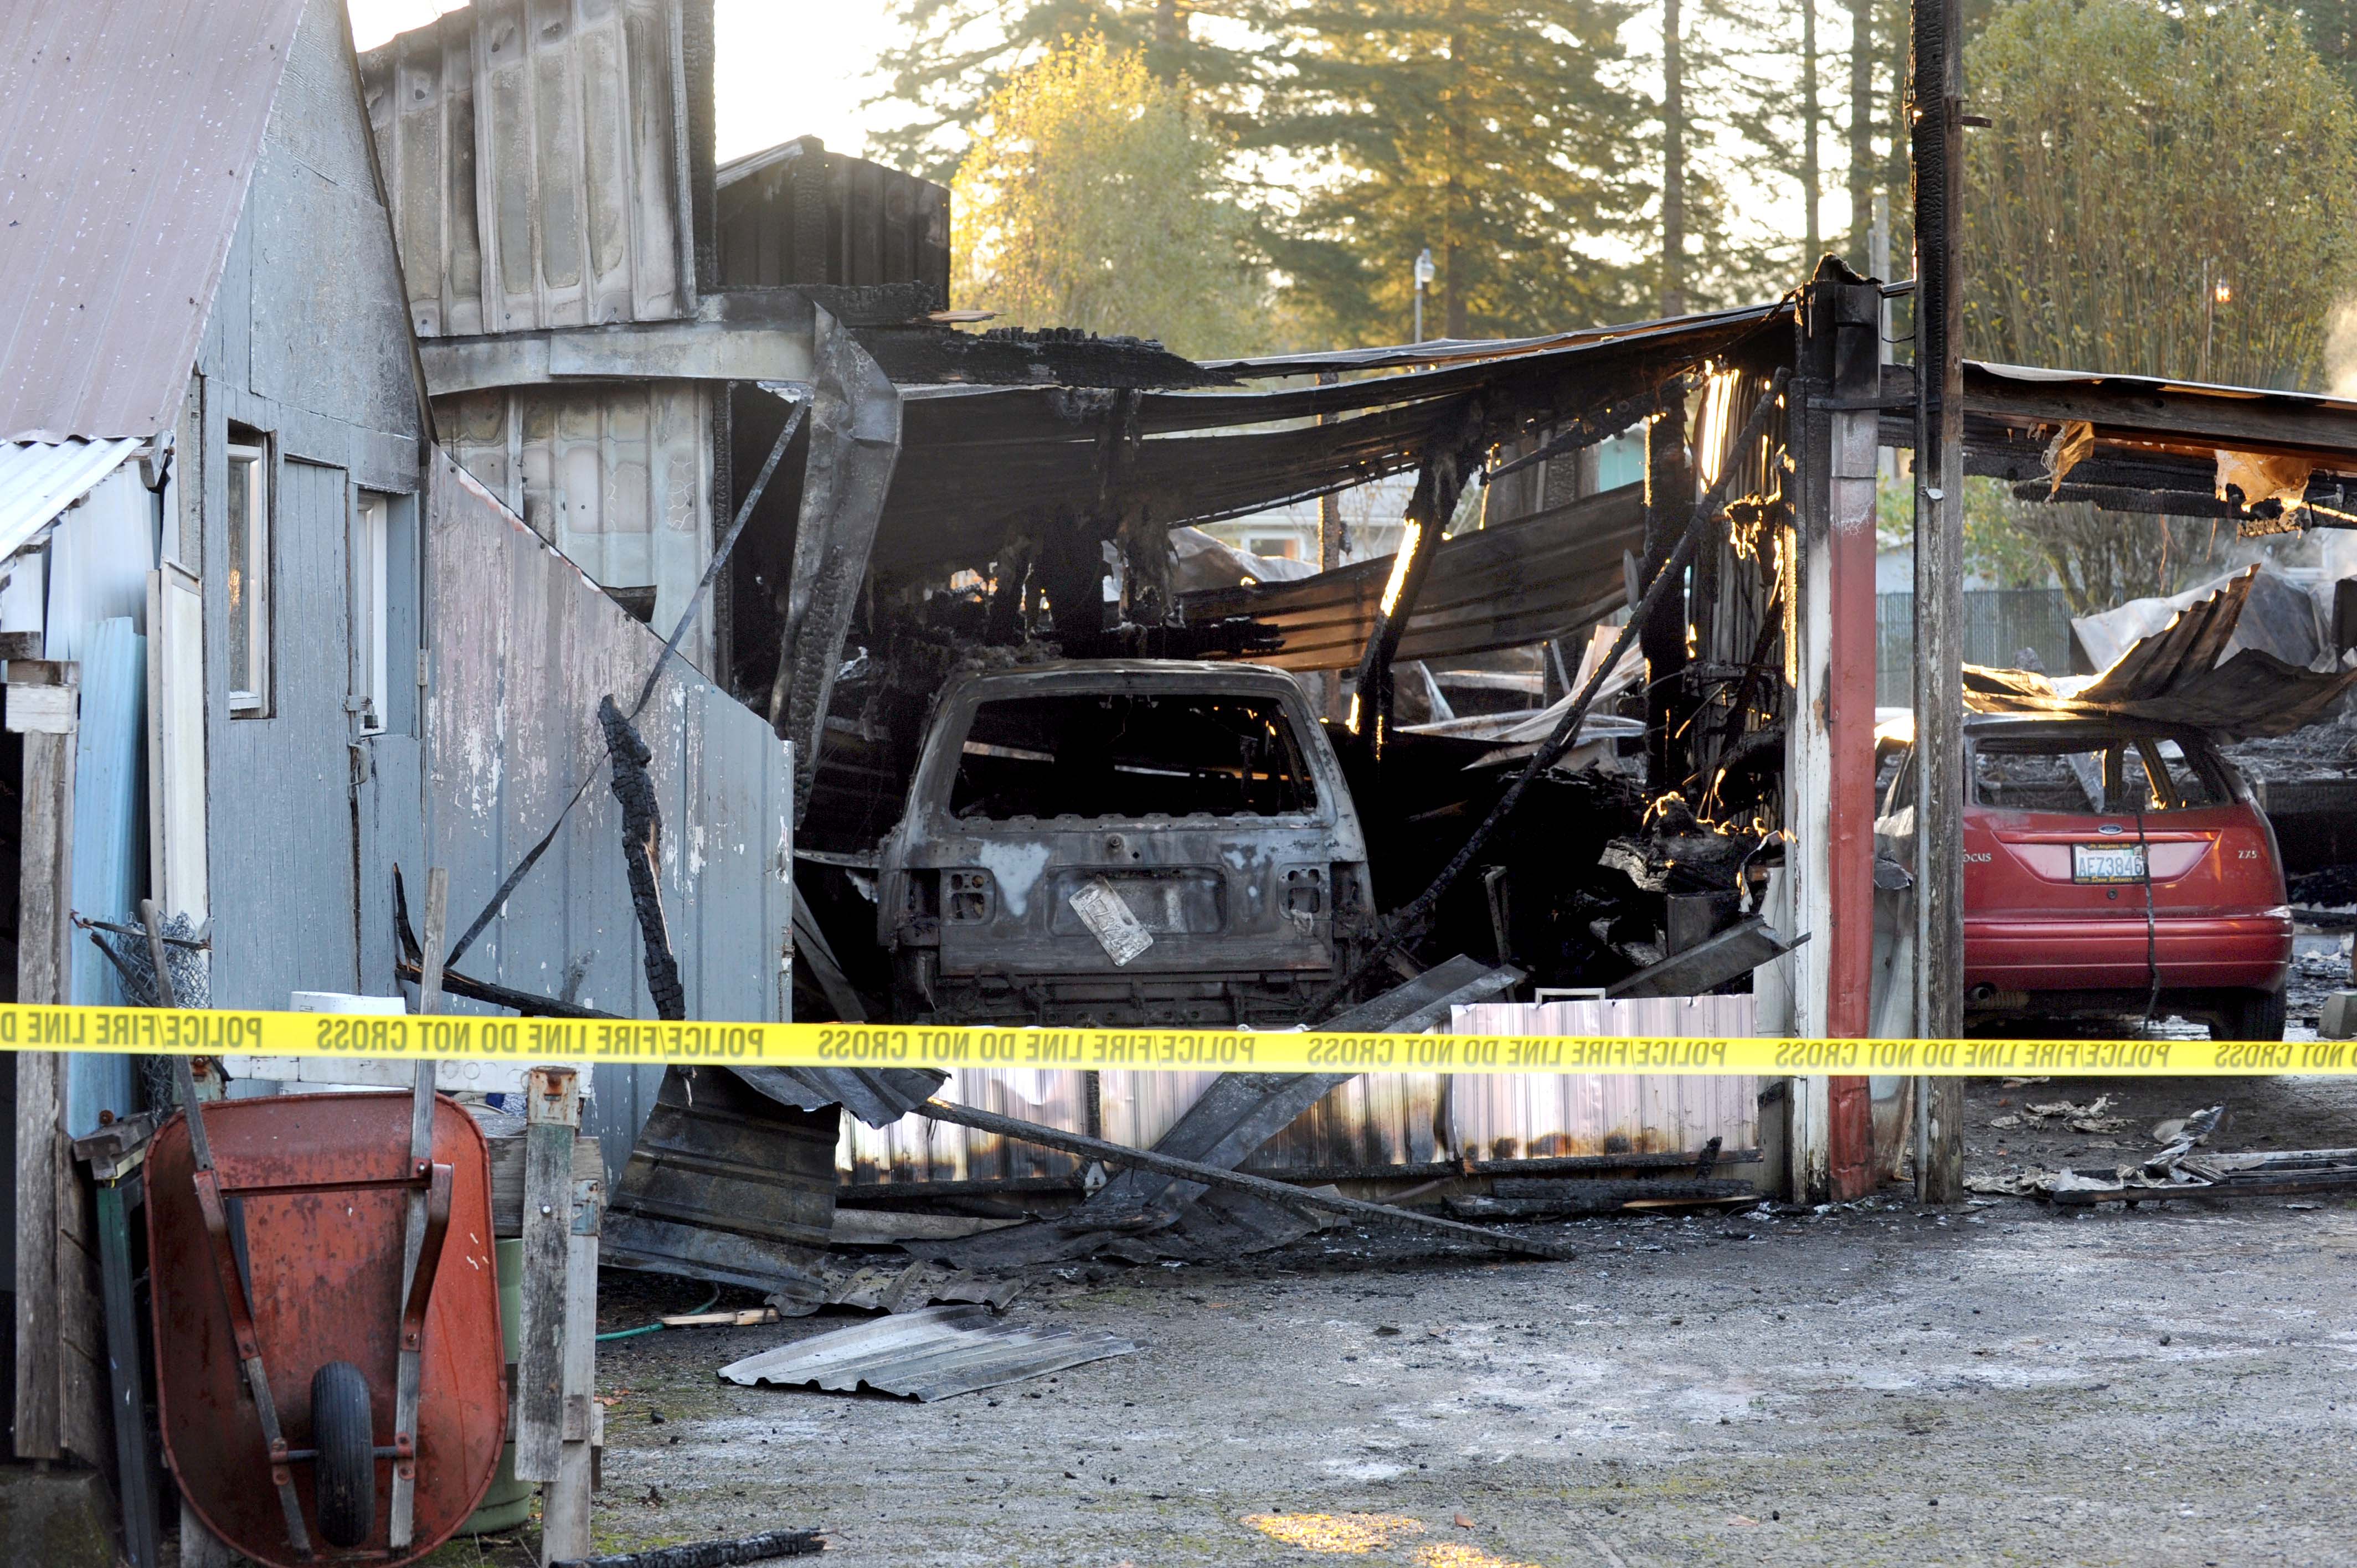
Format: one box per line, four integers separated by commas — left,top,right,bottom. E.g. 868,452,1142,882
354,493,389,734
948,693,1319,821
227,441,270,716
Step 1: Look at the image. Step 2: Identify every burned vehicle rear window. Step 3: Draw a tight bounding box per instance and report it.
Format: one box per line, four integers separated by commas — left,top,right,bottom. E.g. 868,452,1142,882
1969,731,2229,812
949,692,1318,821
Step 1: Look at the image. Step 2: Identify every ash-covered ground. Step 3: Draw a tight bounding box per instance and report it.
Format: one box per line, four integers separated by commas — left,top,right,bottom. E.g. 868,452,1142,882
442,1071,2357,1568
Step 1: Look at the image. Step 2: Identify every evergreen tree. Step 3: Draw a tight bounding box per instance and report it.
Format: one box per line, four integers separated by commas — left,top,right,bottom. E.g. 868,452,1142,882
1261,0,1651,342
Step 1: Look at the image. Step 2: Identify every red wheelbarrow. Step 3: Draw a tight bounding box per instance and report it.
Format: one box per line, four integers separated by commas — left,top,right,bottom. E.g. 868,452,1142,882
147,1070,505,1565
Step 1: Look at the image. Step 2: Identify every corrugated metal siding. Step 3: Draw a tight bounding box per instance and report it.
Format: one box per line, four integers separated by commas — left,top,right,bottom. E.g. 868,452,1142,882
0,440,143,559
0,0,308,441
437,380,714,671
1182,483,1647,672
839,1069,1091,1184
714,138,950,306
362,0,695,337
64,617,146,1136
420,450,790,1177
1450,997,1761,1159
841,1000,1752,1186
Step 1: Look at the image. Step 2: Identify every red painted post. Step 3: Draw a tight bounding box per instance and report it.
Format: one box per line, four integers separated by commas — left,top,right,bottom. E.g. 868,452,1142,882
1824,275,1882,1200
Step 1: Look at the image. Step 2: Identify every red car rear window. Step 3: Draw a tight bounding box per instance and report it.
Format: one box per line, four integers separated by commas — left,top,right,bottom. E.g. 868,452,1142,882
1969,732,2227,813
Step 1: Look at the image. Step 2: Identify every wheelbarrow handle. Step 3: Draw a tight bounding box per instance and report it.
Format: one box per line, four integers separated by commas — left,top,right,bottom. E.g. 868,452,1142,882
192,1163,315,1560
400,1162,455,1354
389,1160,453,1552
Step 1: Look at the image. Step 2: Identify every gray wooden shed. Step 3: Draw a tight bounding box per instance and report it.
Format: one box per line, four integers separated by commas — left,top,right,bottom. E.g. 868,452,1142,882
0,0,795,1473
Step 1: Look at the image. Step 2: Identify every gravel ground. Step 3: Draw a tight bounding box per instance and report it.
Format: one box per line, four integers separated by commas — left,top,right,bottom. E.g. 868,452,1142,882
474,1070,2357,1568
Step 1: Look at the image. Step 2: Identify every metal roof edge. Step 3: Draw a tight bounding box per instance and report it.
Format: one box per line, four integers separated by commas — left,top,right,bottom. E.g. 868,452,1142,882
0,437,144,563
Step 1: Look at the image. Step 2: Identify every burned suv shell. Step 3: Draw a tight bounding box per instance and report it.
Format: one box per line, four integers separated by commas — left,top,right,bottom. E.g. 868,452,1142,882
877,661,1376,1026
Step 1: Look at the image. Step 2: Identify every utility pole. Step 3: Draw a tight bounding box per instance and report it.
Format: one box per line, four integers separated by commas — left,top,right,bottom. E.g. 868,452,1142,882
1662,0,1687,314
1414,247,1435,343
1911,0,1965,1202
1847,0,1875,268
1872,193,1893,479
1803,0,1821,264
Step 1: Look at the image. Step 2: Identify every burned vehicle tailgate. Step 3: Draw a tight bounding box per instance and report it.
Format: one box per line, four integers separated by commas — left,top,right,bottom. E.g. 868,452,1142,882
878,662,1374,1025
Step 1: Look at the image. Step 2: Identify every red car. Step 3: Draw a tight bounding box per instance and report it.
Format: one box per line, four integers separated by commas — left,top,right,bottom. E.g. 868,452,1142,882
1887,714,2292,1040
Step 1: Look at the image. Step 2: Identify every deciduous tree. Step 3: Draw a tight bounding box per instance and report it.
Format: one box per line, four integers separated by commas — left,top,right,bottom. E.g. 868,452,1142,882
950,34,1269,357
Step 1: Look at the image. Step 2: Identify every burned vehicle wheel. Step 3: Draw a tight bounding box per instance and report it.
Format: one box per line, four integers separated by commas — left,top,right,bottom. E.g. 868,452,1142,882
2211,988,2287,1043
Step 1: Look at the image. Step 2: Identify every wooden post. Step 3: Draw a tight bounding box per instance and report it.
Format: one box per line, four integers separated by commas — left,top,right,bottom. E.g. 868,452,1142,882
514,1066,577,1482
88,1138,160,1567
515,1065,599,1565
12,658,78,1461
389,870,447,1551
1912,0,1968,1201
517,1064,604,1565
547,1123,604,1562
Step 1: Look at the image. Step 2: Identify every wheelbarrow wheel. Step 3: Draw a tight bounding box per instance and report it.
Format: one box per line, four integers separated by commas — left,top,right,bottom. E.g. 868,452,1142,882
311,1360,376,1548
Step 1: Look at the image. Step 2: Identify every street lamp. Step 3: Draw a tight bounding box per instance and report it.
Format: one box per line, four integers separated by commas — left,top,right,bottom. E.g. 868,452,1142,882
2202,260,2231,382
1413,247,1435,343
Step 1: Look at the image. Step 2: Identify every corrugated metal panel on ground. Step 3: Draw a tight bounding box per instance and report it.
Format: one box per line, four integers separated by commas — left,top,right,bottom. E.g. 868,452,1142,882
421,448,791,1176
437,381,716,671
0,440,144,562
361,0,695,337
0,0,307,440
1450,996,1761,1160
717,1304,1138,1401
1179,482,1648,671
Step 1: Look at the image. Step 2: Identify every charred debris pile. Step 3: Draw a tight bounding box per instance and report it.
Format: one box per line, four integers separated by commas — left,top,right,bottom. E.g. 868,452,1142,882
759,317,1805,1025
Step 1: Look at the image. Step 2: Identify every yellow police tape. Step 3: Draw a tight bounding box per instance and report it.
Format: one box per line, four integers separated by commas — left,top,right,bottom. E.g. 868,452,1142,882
0,1002,2348,1076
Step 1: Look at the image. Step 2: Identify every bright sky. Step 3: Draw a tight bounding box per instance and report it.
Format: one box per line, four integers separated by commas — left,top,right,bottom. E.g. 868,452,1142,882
344,2,1825,280
344,0,899,161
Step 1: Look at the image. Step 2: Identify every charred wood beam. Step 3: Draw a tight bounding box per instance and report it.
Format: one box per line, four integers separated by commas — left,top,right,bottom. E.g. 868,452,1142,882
2023,483,2255,520
1055,618,1284,661
394,871,619,1019
600,697,686,1022
852,325,1236,390
393,957,618,1020
770,307,904,826
1305,368,1793,1019
1481,378,1690,485
1643,398,1696,789
1348,462,1447,745
549,1529,824,1568
1347,410,1482,745
909,1098,1573,1261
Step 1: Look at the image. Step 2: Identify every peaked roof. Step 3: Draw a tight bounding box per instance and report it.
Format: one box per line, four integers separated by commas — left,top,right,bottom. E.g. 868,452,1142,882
0,0,309,441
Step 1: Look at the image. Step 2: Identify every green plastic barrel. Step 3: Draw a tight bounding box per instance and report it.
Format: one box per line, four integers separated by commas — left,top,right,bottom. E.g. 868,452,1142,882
459,1238,534,1535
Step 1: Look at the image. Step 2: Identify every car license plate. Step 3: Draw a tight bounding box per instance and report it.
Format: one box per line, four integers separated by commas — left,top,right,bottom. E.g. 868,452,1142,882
2072,842,2147,883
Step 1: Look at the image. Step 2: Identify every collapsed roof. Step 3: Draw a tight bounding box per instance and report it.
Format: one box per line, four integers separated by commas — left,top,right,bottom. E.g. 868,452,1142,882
1964,568,2357,739
867,301,1791,581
